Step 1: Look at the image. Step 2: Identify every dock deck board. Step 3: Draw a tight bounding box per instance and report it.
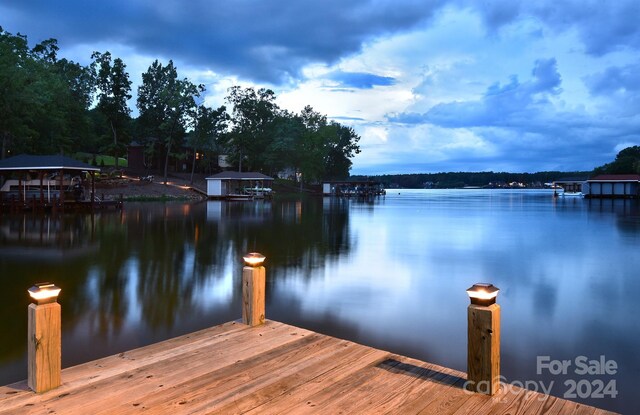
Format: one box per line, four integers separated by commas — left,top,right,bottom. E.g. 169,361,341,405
0,320,617,415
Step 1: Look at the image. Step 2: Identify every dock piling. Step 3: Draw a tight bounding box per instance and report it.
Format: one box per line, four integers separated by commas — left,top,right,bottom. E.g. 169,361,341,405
27,283,62,393
466,283,501,395
241,252,266,327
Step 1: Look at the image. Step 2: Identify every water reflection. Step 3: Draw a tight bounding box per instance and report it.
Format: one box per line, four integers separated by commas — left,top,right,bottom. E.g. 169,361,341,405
0,190,638,413
0,197,353,381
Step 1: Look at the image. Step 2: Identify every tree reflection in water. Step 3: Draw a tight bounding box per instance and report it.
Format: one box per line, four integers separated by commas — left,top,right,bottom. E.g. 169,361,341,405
0,196,351,385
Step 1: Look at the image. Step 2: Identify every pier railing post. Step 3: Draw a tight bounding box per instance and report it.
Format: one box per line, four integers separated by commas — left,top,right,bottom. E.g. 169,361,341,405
466,283,501,395
27,283,62,393
242,253,266,327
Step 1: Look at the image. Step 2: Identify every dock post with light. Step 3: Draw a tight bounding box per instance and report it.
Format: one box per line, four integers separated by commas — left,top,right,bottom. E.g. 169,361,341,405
466,283,501,395
27,283,62,393
242,252,266,326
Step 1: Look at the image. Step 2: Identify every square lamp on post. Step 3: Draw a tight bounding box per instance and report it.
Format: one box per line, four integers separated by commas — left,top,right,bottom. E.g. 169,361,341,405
242,253,266,327
27,283,62,393
466,283,501,395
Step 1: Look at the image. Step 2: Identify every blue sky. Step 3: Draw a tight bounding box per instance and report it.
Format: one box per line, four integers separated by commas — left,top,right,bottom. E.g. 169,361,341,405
2,0,640,174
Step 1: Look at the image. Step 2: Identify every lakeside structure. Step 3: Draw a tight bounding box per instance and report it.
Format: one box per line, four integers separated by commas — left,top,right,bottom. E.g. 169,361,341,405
205,171,274,200
552,177,588,194
0,154,122,212
552,174,640,199
322,180,385,197
585,174,640,199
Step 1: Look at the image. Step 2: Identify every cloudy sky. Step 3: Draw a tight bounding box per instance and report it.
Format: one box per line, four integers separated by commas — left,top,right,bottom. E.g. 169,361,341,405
3,0,640,174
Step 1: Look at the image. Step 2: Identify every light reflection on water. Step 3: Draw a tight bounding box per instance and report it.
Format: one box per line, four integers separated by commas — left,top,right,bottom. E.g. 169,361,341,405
0,189,638,413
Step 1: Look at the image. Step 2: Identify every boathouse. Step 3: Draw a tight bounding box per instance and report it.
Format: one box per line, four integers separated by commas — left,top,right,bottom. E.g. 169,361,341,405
322,180,385,196
205,171,274,199
0,154,101,211
585,174,640,199
552,177,588,193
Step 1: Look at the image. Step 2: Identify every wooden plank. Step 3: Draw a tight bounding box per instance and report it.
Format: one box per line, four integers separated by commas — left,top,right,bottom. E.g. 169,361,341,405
0,321,248,410
241,344,389,415
27,303,61,393
0,321,304,414
514,392,558,415
95,333,333,415
210,339,387,414
385,361,472,414
317,358,450,414
282,356,405,411
19,322,305,415
0,319,620,415
148,337,348,414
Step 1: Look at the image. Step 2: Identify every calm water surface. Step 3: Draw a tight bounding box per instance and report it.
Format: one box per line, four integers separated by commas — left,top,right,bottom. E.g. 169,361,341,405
0,189,638,413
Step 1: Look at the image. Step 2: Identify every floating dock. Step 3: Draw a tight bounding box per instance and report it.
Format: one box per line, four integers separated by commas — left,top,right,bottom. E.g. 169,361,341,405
0,320,617,414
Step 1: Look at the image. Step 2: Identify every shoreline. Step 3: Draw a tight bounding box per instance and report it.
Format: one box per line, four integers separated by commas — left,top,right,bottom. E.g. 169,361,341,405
94,175,206,201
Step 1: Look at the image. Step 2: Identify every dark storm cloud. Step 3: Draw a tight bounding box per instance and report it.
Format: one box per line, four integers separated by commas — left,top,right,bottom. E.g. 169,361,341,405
584,62,640,117
3,1,639,85
326,71,396,89
1,0,444,84
470,0,640,56
585,62,640,95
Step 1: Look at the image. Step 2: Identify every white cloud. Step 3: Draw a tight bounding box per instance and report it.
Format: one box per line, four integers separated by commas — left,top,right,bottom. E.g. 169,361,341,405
3,0,640,173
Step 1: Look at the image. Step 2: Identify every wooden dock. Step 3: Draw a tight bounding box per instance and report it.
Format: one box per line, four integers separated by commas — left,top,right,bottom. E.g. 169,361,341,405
0,320,617,415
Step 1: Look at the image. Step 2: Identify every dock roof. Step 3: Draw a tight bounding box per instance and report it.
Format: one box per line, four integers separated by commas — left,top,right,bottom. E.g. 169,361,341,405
588,174,640,182
206,171,274,181
0,154,100,172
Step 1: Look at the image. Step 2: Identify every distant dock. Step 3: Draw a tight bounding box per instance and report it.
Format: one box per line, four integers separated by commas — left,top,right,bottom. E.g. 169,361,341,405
0,319,617,414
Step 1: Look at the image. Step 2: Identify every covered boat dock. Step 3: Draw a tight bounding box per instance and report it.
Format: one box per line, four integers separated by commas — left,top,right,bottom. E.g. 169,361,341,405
205,171,274,200
0,154,119,212
585,174,640,199
322,180,385,197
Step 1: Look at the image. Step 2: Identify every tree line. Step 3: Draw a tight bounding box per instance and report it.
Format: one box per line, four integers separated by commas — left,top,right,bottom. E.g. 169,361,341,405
353,171,592,189
593,146,640,175
356,144,640,189
0,27,361,183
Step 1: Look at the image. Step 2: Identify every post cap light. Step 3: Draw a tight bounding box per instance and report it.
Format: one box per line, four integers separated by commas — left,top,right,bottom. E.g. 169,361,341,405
28,283,61,305
466,283,499,306
243,252,266,267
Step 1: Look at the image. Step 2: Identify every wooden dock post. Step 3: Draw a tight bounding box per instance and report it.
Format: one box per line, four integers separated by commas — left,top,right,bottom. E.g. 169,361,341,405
466,283,500,395
27,283,62,393
242,252,266,327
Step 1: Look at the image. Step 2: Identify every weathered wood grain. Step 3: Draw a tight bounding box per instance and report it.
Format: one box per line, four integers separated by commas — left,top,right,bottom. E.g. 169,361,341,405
27,303,61,393
0,320,618,415
467,303,500,395
242,265,265,326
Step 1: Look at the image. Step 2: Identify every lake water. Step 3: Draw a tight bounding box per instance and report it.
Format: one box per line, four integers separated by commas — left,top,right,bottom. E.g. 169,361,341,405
0,189,638,413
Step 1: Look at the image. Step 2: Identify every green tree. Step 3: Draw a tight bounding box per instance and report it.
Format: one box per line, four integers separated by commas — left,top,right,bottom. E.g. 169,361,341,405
188,104,228,183
0,28,37,158
0,31,94,156
224,86,278,172
137,60,202,183
323,123,361,180
594,146,640,175
268,111,305,177
293,106,360,183
91,51,132,166
296,106,329,183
